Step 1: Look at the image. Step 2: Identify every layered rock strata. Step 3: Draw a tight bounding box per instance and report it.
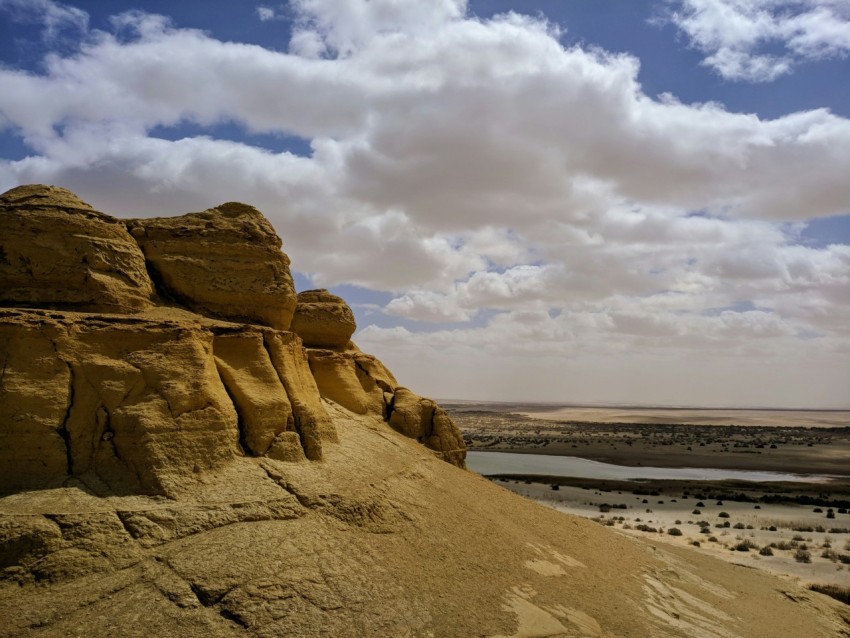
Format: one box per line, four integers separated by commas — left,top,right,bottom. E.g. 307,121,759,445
0,185,154,313
125,203,297,330
290,289,357,349
0,184,465,499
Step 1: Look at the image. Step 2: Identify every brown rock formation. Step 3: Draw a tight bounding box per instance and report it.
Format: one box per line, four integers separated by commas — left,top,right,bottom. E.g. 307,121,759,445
125,203,297,330
0,185,154,313
290,289,356,349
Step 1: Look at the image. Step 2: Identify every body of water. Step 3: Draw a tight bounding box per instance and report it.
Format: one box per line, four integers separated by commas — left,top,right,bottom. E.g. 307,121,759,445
466,451,833,483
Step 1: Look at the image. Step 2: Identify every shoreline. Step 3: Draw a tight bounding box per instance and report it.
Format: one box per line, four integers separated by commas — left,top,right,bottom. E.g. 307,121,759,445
468,444,850,476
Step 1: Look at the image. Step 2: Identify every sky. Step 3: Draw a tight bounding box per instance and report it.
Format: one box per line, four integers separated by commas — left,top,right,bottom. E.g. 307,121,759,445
1,0,849,408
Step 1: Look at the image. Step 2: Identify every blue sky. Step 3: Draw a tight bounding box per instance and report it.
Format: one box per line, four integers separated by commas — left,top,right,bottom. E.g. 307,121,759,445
1,0,849,407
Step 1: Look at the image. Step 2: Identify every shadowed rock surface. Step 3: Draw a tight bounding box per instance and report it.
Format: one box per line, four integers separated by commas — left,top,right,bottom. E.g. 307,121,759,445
0,186,847,638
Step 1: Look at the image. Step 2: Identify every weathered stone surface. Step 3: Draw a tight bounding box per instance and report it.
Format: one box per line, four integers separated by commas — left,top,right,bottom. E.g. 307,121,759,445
290,289,356,349
125,203,297,329
0,310,242,496
307,350,379,415
213,330,294,455
0,316,71,492
0,185,154,313
263,330,336,460
388,387,466,467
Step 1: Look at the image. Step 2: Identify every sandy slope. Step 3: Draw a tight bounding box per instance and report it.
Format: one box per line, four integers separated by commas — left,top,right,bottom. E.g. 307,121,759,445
2,405,849,638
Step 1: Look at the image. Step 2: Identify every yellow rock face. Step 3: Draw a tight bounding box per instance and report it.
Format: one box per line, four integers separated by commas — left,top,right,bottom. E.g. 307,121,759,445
213,330,295,455
0,185,154,313
290,289,356,349
125,202,297,330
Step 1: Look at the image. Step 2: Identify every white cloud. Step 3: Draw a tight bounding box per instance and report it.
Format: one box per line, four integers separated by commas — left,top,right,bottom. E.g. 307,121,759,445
661,0,850,81
0,0,88,42
256,6,277,22
0,1,848,405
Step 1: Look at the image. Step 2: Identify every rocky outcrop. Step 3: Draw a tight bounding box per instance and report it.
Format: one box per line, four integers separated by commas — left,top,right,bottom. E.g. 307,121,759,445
0,184,464,499
0,185,154,313
290,289,356,349
388,388,466,467
125,203,297,330
0,310,242,496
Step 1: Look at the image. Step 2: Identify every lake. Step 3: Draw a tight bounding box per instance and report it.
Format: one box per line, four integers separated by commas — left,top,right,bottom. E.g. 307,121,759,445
466,451,834,483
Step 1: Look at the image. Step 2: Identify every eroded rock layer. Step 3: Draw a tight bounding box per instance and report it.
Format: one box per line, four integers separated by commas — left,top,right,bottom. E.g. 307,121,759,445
0,185,154,313
0,184,465,499
290,288,357,349
126,203,298,330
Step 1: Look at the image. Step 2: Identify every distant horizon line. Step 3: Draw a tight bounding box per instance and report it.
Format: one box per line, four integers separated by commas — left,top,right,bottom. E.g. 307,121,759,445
435,400,850,412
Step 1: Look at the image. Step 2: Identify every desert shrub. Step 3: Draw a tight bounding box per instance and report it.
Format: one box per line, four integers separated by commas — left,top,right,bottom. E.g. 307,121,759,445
793,534,806,541
668,528,683,536
708,536,718,543
839,554,850,565
635,524,658,533
809,584,850,606
814,508,823,513
827,509,835,519
692,509,701,514
759,546,773,556
718,512,730,518
829,528,850,534
674,520,682,525
734,540,757,552
689,540,701,547
746,524,754,529
793,526,814,533
733,522,746,529
839,508,848,514
599,504,611,513
768,526,777,532
551,484,559,491
794,549,812,563
696,502,705,508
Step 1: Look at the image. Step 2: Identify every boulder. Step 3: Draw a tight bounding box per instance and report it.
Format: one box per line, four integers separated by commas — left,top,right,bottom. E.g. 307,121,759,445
388,387,466,467
0,185,154,313
125,203,297,329
290,289,356,349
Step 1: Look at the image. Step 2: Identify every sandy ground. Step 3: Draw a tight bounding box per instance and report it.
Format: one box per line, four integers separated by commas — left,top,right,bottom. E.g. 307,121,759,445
449,404,850,475
496,478,850,589
516,406,850,428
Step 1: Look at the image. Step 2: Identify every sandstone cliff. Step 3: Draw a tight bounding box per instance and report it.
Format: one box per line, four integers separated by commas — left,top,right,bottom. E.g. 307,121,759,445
0,185,465,499
1,186,847,638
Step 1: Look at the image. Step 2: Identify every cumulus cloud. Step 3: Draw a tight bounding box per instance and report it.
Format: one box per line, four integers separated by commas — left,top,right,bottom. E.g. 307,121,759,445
0,0,848,405
661,0,850,81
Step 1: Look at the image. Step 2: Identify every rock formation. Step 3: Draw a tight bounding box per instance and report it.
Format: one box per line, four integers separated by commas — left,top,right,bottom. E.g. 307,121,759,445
1,185,846,638
125,203,297,330
0,185,154,313
290,289,357,349
0,184,464,500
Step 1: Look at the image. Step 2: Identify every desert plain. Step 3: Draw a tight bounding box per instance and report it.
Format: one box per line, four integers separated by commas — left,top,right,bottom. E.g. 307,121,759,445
449,401,850,597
